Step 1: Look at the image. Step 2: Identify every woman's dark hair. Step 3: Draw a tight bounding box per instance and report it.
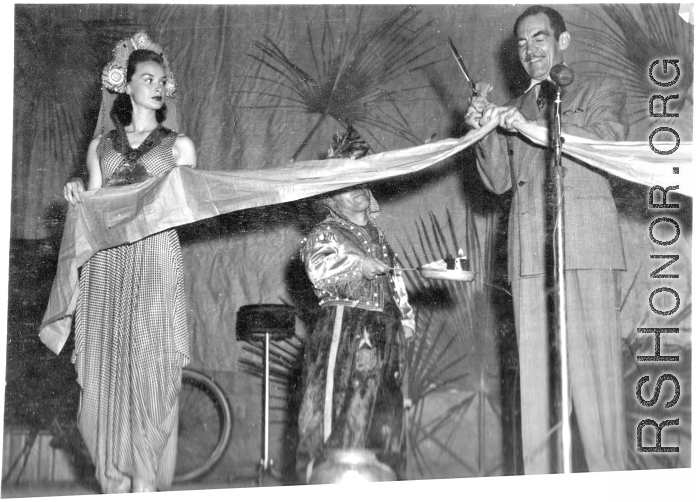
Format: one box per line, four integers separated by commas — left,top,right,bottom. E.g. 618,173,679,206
110,49,168,126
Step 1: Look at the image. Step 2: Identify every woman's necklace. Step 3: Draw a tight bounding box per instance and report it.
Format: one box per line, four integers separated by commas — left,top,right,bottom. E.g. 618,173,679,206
117,124,165,159
104,124,168,187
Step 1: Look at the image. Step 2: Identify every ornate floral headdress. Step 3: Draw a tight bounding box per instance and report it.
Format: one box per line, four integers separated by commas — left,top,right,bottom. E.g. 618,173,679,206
101,31,177,98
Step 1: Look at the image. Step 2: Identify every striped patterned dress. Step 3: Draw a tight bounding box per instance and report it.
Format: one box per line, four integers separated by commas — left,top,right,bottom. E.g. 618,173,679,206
73,125,189,493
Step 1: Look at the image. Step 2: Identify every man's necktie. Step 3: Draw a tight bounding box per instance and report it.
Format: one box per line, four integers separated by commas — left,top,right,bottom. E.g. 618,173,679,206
536,80,555,110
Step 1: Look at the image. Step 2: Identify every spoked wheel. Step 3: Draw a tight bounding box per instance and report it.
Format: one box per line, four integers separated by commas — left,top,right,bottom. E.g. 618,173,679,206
174,368,232,483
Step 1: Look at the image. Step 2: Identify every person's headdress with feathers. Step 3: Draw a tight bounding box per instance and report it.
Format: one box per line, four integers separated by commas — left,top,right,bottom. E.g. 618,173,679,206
326,126,370,160
323,125,380,220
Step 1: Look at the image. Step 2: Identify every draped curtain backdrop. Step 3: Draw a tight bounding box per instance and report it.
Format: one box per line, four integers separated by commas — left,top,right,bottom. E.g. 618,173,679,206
11,4,692,479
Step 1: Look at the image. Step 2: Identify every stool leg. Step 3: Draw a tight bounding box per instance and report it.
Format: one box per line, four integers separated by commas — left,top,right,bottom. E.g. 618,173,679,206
264,331,270,470
258,332,280,485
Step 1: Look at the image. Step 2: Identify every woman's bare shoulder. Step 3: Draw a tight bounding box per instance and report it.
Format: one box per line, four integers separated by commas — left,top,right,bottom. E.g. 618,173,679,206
87,135,102,153
175,133,194,145
173,134,197,166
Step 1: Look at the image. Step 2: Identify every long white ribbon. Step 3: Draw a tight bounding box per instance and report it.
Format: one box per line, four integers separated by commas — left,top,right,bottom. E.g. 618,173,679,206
324,306,345,442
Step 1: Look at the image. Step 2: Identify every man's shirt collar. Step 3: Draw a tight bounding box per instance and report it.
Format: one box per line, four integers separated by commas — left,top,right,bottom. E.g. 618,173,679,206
525,63,568,94
526,77,551,94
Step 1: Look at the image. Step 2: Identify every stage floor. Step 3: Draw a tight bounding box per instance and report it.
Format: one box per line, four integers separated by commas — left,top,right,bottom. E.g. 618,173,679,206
1,476,285,498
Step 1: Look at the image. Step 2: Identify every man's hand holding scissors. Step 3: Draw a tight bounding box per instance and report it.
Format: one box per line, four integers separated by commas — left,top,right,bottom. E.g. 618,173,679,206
466,83,533,133
465,81,494,129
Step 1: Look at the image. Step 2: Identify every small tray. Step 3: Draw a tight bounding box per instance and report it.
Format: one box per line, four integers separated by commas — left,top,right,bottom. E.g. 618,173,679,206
420,260,475,282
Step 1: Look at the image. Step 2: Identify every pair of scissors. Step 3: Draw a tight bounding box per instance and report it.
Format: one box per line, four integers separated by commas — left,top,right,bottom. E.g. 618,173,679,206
447,37,477,95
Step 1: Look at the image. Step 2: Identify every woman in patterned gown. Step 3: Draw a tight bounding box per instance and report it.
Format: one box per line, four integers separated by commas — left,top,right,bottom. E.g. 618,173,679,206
63,46,196,493
296,127,415,482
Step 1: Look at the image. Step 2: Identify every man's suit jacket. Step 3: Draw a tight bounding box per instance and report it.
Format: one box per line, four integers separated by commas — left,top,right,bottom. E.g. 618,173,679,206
475,74,629,280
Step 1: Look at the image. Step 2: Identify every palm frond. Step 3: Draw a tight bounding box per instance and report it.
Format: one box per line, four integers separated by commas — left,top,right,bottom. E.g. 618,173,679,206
398,204,506,477
238,333,305,386
243,6,440,159
572,4,693,123
408,393,480,476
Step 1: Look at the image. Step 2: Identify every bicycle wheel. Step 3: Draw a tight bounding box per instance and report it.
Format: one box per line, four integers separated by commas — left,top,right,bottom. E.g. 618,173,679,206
174,368,233,483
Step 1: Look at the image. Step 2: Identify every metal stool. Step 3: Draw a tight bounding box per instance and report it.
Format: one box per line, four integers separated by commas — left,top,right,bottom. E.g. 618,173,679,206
236,304,296,485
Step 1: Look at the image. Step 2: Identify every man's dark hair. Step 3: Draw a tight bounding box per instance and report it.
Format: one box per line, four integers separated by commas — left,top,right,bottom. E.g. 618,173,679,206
513,5,567,40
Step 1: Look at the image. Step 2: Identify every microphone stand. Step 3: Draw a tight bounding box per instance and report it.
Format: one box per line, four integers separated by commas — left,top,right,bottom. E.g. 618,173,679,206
552,85,572,474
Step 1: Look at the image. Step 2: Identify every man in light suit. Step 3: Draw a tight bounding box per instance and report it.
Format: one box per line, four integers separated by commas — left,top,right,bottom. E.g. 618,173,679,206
466,5,628,474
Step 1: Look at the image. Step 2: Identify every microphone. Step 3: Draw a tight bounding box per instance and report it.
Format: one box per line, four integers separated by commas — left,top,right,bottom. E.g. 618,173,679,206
550,64,574,87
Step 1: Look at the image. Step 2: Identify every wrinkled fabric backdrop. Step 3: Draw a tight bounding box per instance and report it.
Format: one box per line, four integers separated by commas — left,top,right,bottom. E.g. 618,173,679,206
10,4,692,480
